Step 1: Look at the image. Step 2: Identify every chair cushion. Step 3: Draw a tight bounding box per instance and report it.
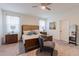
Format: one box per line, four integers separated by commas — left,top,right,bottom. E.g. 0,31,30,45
44,41,55,48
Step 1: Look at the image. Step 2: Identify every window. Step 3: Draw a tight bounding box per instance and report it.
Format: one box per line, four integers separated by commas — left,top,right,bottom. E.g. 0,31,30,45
39,20,46,32
6,15,20,33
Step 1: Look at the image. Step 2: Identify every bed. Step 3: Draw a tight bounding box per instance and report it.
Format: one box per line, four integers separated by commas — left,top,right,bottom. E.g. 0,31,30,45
22,25,40,52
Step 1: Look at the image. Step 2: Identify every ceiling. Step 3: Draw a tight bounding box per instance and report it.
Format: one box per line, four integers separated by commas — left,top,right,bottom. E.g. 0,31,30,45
0,3,79,19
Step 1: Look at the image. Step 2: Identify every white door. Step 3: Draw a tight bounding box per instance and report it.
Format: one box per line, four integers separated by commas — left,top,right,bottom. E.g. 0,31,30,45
60,20,69,42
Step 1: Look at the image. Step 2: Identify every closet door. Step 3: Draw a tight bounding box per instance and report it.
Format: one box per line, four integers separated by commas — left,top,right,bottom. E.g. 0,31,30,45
60,20,69,42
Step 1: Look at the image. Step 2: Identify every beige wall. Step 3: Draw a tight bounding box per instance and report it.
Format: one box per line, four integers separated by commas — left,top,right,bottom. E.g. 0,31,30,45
21,15,39,25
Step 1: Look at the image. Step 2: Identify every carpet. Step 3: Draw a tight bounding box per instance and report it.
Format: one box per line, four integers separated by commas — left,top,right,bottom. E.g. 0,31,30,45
19,39,79,56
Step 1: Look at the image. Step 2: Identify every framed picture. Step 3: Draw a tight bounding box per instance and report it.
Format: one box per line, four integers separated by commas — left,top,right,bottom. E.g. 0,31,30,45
49,22,56,30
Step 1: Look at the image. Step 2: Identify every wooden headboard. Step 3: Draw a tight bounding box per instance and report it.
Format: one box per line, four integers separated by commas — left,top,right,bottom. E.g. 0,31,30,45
22,25,39,34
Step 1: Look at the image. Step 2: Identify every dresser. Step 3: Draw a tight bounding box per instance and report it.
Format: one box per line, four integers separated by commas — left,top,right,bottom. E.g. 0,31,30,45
5,34,18,44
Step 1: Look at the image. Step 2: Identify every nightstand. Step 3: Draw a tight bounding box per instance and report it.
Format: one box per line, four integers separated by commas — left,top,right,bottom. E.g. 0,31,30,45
5,34,18,44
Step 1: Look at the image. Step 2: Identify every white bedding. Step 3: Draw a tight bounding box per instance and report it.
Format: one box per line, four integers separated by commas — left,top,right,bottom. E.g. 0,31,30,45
22,34,40,44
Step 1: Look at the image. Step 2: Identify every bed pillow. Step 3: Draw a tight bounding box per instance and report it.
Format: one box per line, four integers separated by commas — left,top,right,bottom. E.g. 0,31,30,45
32,30,40,34
27,32,34,35
23,31,31,34
26,31,38,35
32,32,37,35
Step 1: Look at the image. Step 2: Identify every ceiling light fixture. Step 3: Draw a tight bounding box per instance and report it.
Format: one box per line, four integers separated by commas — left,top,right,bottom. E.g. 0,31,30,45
32,3,51,11
40,6,46,10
